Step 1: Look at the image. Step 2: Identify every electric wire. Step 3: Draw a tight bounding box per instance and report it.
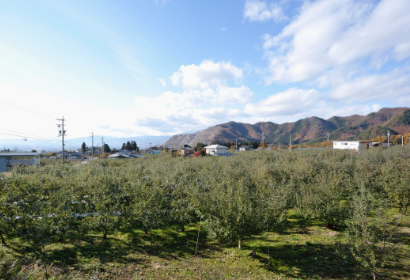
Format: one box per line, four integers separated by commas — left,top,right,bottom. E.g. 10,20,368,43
0,97,54,119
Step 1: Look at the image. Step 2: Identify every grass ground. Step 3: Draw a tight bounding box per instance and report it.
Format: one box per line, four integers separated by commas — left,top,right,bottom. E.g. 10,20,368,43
2,209,410,280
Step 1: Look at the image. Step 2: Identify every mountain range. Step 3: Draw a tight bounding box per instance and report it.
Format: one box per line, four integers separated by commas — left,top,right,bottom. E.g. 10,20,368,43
164,107,410,148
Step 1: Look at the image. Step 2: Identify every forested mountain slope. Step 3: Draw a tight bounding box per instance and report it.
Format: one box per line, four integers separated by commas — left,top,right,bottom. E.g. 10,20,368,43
164,107,410,147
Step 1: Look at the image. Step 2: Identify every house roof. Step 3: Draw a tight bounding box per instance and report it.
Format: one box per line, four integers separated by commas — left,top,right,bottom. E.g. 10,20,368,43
108,154,130,158
332,140,371,143
204,145,228,149
0,153,40,157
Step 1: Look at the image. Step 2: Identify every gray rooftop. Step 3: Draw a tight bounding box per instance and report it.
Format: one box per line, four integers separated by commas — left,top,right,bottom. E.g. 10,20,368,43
0,153,40,157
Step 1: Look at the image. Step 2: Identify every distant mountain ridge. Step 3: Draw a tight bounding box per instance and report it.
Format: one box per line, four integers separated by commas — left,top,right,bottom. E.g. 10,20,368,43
164,107,410,148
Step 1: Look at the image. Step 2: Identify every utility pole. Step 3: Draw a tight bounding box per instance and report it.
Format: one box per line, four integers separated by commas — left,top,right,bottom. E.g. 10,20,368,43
402,135,404,146
289,134,292,151
90,132,94,161
327,132,329,142
387,130,390,147
101,136,104,154
149,142,152,154
236,139,238,151
56,116,66,164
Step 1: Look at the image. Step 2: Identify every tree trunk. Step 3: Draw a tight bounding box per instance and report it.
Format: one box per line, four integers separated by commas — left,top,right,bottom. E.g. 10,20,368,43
144,228,148,235
0,231,5,244
238,239,242,249
373,273,376,280
103,229,107,239
181,224,185,232
58,235,64,243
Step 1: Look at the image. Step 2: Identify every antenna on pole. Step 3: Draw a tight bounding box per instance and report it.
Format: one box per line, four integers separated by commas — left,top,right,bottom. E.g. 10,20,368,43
90,132,94,161
56,116,66,164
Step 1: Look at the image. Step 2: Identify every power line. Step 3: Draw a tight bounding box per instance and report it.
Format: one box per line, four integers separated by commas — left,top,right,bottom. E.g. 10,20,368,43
0,131,61,144
0,131,78,151
0,128,78,150
0,97,54,119
0,127,60,141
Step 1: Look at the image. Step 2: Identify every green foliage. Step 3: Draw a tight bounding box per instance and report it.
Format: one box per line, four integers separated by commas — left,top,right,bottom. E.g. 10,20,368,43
337,187,400,279
381,158,410,215
81,142,87,154
201,161,288,248
0,146,409,275
0,245,20,280
103,143,111,153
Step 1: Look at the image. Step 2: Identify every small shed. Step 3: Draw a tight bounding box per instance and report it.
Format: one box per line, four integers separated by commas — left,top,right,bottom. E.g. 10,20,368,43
239,146,250,152
0,152,41,172
204,145,229,156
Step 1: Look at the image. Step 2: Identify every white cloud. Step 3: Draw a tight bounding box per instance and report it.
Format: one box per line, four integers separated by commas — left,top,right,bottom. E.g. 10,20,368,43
244,0,288,22
221,27,227,31
244,87,320,117
395,95,410,106
158,78,166,87
217,85,254,104
133,84,254,133
262,0,410,84
171,60,243,88
133,60,258,134
330,67,410,103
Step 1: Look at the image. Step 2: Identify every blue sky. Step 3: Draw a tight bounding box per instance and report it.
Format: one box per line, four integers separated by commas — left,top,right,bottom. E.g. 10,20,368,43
1,0,409,141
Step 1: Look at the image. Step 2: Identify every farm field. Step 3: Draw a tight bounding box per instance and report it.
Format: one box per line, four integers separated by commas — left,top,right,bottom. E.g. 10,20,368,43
1,148,410,279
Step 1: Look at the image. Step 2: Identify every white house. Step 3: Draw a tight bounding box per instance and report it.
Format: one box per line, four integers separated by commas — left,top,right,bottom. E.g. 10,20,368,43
333,141,370,151
204,144,229,156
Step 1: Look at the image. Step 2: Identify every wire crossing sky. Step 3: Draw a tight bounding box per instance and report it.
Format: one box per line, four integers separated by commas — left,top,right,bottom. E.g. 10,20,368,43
0,0,409,140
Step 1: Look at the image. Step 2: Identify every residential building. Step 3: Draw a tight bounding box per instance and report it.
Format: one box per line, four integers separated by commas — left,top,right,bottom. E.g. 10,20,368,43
204,144,229,156
332,141,371,151
118,150,132,155
180,145,194,156
57,151,69,158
